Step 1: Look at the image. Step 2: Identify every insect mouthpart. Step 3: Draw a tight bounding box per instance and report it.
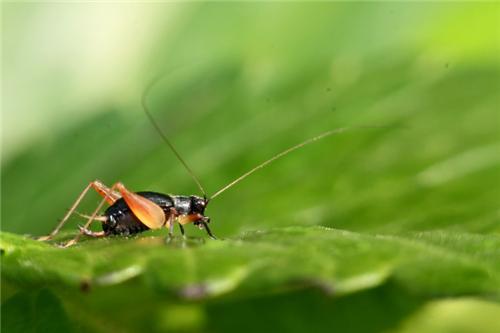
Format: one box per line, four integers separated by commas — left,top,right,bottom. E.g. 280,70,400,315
193,216,216,239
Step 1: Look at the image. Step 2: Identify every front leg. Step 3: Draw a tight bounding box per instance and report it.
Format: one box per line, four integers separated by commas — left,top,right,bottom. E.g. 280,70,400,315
191,216,216,240
202,221,217,240
178,214,217,240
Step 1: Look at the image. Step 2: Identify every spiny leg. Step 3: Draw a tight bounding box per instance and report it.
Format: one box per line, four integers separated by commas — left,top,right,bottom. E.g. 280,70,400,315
38,180,118,241
62,197,107,247
178,224,185,238
63,182,120,247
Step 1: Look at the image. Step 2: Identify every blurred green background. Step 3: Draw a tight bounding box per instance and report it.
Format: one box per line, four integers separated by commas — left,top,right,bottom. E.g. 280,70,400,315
2,2,499,333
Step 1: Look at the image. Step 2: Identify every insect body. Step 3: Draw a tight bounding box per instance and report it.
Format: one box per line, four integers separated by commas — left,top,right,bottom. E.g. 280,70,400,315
103,189,215,238
103,191,212,238
38,180,213,247
38,75,388,247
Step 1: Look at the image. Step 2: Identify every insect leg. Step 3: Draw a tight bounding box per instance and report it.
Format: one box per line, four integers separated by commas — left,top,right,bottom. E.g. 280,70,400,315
163,207,178,239
202,222,217,240
38,180,118,241
75,212,108,222
91,180,121,204
62,182,120,247
178,224,185,238
169,222,175,238
78,225,106,238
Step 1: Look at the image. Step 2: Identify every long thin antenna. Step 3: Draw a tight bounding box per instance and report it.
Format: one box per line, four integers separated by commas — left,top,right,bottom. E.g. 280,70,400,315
142,75,207,198
210,125,389,200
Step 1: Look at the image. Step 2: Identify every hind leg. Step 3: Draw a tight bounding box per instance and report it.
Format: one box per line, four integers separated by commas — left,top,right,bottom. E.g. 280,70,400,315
62,182,121,247
38,180,119,241
78,225,106,238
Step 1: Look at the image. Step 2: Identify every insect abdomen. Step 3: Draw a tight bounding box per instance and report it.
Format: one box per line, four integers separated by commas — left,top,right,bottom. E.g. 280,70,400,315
103,192,174,236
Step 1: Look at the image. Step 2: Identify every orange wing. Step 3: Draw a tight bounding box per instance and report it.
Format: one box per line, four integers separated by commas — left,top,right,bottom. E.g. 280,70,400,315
116,183,166,229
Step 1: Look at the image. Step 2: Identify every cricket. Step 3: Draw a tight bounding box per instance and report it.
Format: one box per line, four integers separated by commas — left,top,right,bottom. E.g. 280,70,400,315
37,76,377,247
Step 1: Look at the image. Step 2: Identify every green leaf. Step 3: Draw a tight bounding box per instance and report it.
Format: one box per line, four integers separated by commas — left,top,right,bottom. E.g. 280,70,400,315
1,227,499,298
2,2,500,333
1,289,73,333
2,228,499,332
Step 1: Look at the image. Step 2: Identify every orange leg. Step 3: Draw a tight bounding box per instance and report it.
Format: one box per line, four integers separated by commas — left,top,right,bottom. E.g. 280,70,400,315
38,180,120,242
62,182,121,248
91,180,121,204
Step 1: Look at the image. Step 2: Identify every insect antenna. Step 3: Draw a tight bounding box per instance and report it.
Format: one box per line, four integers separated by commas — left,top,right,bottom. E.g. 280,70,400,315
209,125,391,200
142,75,208,198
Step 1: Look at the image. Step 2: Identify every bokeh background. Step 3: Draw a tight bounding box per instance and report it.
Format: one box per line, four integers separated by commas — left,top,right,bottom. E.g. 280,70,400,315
2,2,499,333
